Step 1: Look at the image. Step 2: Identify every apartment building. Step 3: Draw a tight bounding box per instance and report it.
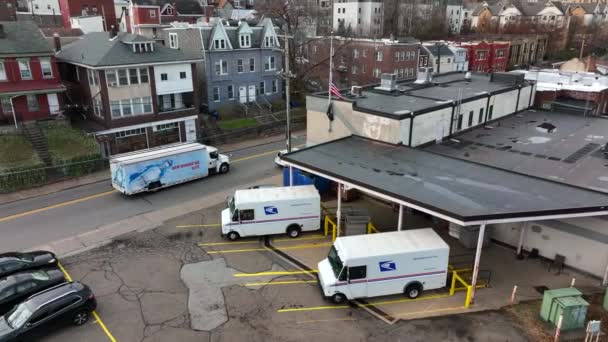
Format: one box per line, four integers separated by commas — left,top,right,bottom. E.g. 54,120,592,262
333,0,384,37
459,40,510,72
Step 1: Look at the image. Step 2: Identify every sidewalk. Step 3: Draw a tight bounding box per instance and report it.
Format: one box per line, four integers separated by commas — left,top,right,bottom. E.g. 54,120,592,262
0,130,305,206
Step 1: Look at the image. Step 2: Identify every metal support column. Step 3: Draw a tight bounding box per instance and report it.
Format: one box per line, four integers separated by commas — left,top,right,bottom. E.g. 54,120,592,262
397,205,404,231
470,223,486,304
336,183,342,238
289,166,294,187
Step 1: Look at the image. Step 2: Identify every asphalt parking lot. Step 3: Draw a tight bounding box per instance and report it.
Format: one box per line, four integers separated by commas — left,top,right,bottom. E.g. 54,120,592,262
42,203,533,342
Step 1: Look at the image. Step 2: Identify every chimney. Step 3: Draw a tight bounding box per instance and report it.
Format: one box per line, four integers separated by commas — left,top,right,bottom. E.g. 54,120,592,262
205,5,211,23
0,24,5,39
109,25,117,38
172,2,177,19
53,32,61,52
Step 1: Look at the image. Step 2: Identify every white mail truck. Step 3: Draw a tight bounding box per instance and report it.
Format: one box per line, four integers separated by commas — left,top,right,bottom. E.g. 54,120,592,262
318,229,450,304
221,185,321,241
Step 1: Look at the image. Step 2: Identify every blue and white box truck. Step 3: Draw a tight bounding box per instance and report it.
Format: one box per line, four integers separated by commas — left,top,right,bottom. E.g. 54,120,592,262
110,142,230,195
318,229,450,304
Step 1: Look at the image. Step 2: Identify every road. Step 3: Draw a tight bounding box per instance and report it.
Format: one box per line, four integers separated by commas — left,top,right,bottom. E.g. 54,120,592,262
0,135,305,252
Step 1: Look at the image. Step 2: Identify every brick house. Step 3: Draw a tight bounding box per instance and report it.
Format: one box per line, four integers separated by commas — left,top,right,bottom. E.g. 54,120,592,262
56,30,204,155
56,0,117,30
0,21,65,125
459,41,510,73
126,0,207,39
304,36,420,90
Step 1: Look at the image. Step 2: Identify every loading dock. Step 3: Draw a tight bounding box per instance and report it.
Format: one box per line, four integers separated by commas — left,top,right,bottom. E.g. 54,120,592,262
280,135,608,309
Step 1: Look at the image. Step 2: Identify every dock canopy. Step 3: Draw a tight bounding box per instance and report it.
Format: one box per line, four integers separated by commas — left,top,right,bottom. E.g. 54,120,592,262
280,136,608,226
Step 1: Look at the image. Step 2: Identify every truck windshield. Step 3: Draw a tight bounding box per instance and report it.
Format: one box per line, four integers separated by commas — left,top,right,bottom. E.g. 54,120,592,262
209,151,219,159
229,197,237,221
327,246,344,279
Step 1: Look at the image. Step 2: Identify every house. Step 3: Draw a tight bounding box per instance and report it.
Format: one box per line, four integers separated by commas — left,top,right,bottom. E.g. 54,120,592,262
422,43,460,74
567,2,604,26
459,34,547,68
333,0,384,37
57,0,117,30
446,0,478,34
471,0,567,32
161,18,284,113
56,30,204,155
15,0,63,28
303,36,420,90
0,0,18,21
0,22,65,125
459,40,510,72
126,0,207,39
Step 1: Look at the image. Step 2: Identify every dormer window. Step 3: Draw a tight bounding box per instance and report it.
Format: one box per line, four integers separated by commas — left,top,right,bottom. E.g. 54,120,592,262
264,36,274,48
239,34,251,48
166,7,173,15
132,42,155,53
214,39,227,49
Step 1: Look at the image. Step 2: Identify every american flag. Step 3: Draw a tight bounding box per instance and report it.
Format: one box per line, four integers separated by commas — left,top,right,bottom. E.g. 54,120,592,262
329,83,344,99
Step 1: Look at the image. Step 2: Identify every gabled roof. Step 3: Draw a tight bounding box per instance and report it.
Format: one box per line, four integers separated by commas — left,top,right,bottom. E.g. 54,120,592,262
196,18,280,51
423,44,455,57
0,21,53,56
510,0,562,16
571,2,600,14
57,32,202,67
133,0,204,15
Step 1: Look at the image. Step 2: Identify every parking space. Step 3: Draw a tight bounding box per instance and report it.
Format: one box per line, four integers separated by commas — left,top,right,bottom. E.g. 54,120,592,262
41,200,543,341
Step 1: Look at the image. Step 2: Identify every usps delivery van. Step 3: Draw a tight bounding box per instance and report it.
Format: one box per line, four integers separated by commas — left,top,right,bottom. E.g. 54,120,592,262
221,185,321,241
318,229,450,304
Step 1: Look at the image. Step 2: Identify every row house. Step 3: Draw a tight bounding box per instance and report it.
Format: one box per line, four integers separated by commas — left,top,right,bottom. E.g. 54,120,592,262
471,0,567,32
15,0,116,29
458,34,548,68
304,36,420,90
56,30,203,155
0,21,65,125
446,0,477,34
420,43,469,74
125,0,207,39
565,2,608,27
162,18,283,113
459,41,510,73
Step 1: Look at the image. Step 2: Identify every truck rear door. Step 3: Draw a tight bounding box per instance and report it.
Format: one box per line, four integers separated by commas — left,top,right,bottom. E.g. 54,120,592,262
347,265,368,299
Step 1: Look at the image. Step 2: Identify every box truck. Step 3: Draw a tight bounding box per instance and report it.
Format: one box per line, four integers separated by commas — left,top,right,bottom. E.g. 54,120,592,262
221,185,321,241
110,142,230,195
318,229,450,304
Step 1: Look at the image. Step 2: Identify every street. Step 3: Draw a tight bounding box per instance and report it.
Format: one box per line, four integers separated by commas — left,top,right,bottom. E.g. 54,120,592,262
0,135,305,252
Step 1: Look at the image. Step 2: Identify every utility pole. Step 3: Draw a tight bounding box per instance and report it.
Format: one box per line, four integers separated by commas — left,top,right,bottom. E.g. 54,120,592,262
278,34,295,153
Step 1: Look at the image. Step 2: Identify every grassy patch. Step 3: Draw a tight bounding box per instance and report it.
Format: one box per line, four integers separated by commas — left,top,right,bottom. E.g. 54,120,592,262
217,118,258,131
0,134,42,171
43,125,100,162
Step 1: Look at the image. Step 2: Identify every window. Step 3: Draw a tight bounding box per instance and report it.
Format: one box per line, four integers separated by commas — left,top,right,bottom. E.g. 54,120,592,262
265,56,276,71
264,36,275,48
142,97,152,113
129,68,139,84
139,68,149,83
213,87,220,102
87,69,99,86
352,66,358,75
111,100,121,117
18,60,32,80
149,9,156,17
375,51,383,62
237,59,244,73
169,33,178,49
156,123,177,131
178,71,186,79
240,209,254,221
118,69,128,85
373,68,381,78
272,79,278,93
1,97,12,114
106,70,117,86
0,61,6,81
259,81,265,94
40,58,53,78
348,266,366,280
26,95,39,112
239,34,251,48
488,105,493,120
496,49,505,57
478,108,484,124
161,73,168,81
457,114,463,130
227,85,234,99
116,128,146,138
214,39,226,49
249,58,255,72
477,51,487,60
215,60,228,75
166,7,173,15
121,99,132,116
353,49,359,58
468,110,473,127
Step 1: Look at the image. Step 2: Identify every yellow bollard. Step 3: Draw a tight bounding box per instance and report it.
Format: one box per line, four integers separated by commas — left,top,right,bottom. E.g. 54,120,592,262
464,285,472,308
450,271,457,296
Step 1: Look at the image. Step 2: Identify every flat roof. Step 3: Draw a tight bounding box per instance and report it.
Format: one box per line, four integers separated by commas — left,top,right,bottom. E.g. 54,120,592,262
282,136,608,225
336,229,449,260
235,185,319,205
110,142,204,164
425,110,608,193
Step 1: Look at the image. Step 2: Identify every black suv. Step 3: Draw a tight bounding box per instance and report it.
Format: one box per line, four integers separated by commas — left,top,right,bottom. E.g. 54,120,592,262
0,268,65,316
0,282,96,342
0,252,57,278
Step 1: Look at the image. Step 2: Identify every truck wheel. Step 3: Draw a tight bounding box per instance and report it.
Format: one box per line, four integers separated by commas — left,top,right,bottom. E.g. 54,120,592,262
286,225,301,238
148,181,162,192
405,283,423,299
331,293,346,304
227,231,240,241
219,163,230,174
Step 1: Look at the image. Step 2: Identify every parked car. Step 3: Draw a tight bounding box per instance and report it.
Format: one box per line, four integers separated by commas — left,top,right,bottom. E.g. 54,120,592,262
0,269,65,315
0,252,57,278
274,148,299,167
0,282,96,342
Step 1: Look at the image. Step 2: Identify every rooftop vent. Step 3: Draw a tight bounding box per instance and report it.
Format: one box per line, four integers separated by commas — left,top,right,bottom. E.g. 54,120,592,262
375,73,398,92
464,71,472,82
351,86,363,97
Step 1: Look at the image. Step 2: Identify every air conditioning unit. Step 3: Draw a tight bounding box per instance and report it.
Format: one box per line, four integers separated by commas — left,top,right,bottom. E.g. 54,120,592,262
351,86,362,97
108,82,118,87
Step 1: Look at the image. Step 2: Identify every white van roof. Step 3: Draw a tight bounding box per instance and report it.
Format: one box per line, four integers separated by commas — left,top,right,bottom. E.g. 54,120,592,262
110,143,206,165
235,185,320,205
336,229,449,260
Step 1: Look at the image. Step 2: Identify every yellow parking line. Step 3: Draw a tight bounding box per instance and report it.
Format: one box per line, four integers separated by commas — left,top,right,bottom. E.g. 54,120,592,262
296,317,358,324
234,270,319,277
58,262,117,342
245,280,318,286
177,223,221,228
232,149,281,163
206,242,332,254
277,293,451,313
0,190,116,223
199,240,260,246
393,306,464,319
273,235,326,243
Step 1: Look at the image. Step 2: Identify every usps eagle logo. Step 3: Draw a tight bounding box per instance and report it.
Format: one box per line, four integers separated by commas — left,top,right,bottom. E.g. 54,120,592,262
379,261,396,272
264,206,278,215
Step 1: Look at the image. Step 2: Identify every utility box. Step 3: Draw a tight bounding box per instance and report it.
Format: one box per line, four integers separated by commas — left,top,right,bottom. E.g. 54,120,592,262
540,288,589,330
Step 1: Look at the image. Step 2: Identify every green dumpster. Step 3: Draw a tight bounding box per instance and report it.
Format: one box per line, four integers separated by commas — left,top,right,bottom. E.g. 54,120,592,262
540,288,589,330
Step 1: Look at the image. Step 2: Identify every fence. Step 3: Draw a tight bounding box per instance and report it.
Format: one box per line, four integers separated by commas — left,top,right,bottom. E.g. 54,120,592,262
201,115,306,145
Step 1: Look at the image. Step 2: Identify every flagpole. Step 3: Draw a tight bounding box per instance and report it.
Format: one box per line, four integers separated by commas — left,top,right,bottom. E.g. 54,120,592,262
328,32,334,131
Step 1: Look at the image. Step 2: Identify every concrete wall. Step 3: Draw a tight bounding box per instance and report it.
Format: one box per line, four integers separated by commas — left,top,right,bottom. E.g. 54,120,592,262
411,107,452,146
491,217,608,278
